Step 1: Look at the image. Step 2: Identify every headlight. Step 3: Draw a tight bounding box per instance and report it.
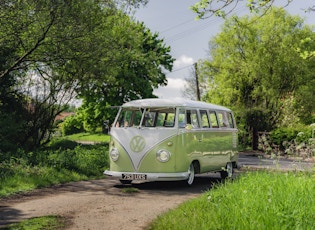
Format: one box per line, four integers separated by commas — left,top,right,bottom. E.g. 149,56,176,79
110,148,119,161
156,149,171,162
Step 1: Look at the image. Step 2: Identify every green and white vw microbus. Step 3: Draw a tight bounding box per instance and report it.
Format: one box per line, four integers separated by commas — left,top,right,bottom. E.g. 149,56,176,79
104,98,238,185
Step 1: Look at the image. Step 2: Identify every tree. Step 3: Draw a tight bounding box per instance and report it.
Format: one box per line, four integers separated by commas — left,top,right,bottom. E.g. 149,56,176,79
76,16,175,131
0,0,104,151
200,8,315,148
190,0,314,19
0,0,169,151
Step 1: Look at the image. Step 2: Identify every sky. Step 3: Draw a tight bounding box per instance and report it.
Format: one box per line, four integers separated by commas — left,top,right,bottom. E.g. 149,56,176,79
134,0,315,99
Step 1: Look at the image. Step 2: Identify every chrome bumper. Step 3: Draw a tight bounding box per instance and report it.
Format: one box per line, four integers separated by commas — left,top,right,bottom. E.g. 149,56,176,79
104,170,189,182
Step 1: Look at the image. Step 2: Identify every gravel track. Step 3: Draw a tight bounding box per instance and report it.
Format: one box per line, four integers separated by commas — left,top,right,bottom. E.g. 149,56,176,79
0,176,220,229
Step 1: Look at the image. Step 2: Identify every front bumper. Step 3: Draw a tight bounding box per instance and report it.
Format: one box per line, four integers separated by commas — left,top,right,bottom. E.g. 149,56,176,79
104,170,189,182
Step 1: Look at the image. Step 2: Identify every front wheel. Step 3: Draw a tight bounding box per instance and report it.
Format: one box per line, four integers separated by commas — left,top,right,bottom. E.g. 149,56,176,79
220,162,233,180
186,163,195,186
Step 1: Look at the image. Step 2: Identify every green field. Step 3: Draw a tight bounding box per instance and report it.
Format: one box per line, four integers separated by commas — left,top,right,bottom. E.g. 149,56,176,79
149,170,315,230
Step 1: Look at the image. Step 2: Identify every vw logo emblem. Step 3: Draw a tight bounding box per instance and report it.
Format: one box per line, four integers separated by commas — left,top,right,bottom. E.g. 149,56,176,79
130,136,146,152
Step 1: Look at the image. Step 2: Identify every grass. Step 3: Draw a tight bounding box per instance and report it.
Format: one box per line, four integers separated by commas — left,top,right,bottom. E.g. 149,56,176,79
0,134,110,229
0,136,109,197
64,132,110,143
121,187,140,193
0,166,89,197
3,216,65,230
149,170,315,230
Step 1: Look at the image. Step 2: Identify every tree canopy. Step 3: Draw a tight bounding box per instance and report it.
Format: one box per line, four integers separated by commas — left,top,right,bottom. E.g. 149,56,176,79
190,0,314,19
201,8,315,130
0,0,174,151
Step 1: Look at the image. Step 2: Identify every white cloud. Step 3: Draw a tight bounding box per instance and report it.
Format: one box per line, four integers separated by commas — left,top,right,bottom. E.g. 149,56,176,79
153,55,194,98
174,55,194,69
154,78,187,99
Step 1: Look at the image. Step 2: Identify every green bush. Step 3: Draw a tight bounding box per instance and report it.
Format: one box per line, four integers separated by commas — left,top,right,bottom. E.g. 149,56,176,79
33,144,109,175
259,124,315,157
270,125,313,148
60,115,84,136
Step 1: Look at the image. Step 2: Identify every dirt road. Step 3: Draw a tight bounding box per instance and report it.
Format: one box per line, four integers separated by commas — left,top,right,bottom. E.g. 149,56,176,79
0,175,221,230
1,154,313,229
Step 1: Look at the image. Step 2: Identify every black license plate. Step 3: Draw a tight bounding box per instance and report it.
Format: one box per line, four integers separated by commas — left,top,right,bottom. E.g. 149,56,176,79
122,174,147,180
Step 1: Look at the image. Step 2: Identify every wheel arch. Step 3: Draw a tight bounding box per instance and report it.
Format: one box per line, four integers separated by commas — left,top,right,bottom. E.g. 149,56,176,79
191,160,200,174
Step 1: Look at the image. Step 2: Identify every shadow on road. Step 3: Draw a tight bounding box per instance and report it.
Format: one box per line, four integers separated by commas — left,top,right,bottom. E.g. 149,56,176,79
114,173,225,195
0,206,25,227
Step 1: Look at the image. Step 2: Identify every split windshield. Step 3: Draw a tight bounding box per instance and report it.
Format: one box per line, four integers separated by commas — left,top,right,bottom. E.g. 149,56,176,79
115,107,176,128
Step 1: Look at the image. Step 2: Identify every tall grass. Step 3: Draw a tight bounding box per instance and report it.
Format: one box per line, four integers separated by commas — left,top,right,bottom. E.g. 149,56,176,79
0,141,109,197
149,171,315,230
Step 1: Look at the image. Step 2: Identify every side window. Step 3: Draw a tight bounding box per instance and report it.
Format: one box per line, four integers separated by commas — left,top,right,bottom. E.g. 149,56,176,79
187,110,200,128
164,113,175,127
200,110,210,128
151,108,175,127
209,111,219,128
227,112,235,128
156,113,166,127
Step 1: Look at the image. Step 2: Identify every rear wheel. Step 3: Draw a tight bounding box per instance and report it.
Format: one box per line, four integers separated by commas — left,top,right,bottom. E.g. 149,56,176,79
187,163,195,186
220,162,233,180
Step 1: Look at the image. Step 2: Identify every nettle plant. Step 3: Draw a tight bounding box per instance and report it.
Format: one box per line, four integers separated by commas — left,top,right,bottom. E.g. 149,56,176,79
258,124,315,158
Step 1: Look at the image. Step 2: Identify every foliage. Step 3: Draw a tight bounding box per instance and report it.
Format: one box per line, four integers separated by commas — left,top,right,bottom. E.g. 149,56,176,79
149,171,315,230
270,125,312,146
190,0,312,19
47,139,80,150
0,144,109,197
4,215,65,230
258,124,315,157
199,8,315,149
236,108,273,150
77,18,175,130
0,0,174,153
60,115,84,136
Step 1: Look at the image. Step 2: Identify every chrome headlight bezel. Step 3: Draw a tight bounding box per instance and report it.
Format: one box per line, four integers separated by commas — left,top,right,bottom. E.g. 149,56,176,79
156,149,171,163
110,148,119,161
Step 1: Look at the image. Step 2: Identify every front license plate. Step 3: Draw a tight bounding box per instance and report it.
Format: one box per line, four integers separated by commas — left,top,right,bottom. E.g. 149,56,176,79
122,174,147,180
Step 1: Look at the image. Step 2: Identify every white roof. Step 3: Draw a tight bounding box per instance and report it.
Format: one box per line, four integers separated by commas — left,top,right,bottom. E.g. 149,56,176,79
121,98,231,111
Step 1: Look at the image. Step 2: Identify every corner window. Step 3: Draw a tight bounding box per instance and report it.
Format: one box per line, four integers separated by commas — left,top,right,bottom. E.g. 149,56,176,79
227,112,235,128
217,111,234,128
